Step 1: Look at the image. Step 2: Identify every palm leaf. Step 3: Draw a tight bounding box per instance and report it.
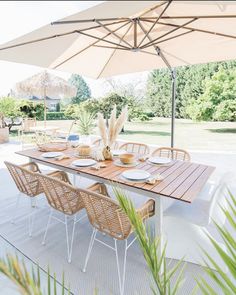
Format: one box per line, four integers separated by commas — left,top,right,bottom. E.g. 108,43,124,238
197,189,236,294
114,186,185,295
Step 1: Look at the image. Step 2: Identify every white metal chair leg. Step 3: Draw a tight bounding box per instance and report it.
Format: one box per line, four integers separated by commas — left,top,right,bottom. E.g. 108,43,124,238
66,215,77,263
72,174,77,186
115,239,128,295
82,228,97,272
11,192,21,224
42,209,53,245
31,198,37,208
28,207,36,237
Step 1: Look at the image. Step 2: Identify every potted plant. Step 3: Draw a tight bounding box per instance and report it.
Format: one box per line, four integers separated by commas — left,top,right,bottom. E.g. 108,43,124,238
0,97,21,143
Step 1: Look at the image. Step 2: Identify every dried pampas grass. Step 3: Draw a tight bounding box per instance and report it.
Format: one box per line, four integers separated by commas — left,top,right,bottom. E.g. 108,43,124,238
108,106,117,146
97,105,128,147
112,106,128,143
97,113,107,146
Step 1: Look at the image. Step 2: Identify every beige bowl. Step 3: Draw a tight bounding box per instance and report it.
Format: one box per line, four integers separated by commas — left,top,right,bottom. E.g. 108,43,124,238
119,153,135,165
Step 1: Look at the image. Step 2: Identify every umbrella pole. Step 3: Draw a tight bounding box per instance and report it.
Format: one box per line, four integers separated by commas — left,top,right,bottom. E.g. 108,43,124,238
155,47,176,147
43,89,46,127
171,69,176,148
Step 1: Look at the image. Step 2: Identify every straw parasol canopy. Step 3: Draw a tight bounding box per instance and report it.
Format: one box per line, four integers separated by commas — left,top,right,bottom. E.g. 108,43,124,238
1,1,236,144
16,70,76,126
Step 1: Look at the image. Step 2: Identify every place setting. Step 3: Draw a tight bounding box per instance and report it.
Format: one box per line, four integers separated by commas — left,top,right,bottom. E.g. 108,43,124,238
113,153,139,168
120,169,163,184
41,151,71,161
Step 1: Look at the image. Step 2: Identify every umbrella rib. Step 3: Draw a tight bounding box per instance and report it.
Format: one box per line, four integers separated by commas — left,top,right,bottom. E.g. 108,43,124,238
93,45,129,50
156,20,236,40
78,30,130,49
95,19,133,48
52,21,131,70
97,21,134,79
141,18,198,49
137,1,169,18
153,30,194,46
137,19,172,71
141,14,236,20
138,0,172,47
0,20,128,52
52,17,130,25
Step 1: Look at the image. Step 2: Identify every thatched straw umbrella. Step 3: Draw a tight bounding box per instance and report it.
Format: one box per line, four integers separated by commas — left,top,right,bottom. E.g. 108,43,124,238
16,70,76,126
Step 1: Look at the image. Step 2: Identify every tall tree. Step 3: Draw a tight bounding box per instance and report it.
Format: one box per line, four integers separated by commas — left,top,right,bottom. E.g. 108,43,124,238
146,60,236,119
68,74,91,104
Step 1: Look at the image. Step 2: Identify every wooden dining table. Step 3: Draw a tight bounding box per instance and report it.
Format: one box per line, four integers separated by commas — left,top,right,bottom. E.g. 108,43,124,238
16,147,215,261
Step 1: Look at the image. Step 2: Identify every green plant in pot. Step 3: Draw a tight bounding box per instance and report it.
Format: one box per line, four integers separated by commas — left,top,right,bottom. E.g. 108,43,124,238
0,97,21,143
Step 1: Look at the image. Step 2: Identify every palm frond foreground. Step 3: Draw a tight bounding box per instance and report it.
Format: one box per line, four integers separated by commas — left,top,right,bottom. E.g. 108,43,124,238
114,187,185,295
0,254,71,295
197,190,236,294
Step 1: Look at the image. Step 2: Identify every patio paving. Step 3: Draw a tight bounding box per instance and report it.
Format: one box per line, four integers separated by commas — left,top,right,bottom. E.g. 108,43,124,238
0,140,235,294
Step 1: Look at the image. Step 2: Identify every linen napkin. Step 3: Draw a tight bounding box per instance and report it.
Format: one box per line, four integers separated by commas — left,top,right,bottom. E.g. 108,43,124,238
90,163,107,170
55,154,71,161
145,173,164,184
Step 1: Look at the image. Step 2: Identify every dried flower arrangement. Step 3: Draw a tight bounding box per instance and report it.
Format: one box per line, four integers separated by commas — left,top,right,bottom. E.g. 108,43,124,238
97,106,128,160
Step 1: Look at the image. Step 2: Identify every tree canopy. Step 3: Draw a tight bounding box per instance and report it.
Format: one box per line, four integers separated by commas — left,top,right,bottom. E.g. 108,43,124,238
146,60,236,120
68,74,91,104
186,68,236,121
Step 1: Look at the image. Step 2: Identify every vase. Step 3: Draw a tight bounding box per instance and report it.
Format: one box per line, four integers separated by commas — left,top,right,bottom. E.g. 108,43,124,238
102,146,112,160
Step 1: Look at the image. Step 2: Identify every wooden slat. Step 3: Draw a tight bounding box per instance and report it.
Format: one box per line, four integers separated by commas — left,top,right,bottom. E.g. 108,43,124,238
181,166,215,202
170,164,208,199
141,161,184,190
152,162,193,193
159,163,200,196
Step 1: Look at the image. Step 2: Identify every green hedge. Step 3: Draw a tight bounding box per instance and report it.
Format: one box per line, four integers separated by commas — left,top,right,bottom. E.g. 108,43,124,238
38,112,73,120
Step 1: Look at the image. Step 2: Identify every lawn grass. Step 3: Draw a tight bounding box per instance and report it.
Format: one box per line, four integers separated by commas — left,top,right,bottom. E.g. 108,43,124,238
11,117,236,152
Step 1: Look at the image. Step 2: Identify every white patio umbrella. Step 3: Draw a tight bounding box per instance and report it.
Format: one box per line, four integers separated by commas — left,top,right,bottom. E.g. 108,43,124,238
1,1,236,145
16,71,76,126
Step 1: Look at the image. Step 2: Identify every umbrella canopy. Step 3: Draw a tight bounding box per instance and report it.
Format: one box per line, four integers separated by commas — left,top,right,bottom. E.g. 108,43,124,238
1,1,236,144
16,71,76,125
0,1,236,78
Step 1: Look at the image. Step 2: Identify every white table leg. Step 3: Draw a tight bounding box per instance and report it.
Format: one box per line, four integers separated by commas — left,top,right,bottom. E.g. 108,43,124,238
155,196,164,273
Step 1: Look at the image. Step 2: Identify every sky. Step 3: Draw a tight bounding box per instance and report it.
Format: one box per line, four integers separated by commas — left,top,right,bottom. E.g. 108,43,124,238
0,1,148,98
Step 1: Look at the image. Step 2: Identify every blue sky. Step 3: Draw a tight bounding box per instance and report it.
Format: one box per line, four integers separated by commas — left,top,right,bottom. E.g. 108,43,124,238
0,1,148,97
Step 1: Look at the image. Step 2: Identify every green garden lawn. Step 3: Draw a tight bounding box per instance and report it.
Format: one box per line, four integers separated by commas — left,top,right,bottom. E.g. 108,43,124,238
13,117,236,152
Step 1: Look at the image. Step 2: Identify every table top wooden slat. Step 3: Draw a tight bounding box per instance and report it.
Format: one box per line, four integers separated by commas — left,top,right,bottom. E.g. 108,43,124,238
181,166,215,202
16,148,215,203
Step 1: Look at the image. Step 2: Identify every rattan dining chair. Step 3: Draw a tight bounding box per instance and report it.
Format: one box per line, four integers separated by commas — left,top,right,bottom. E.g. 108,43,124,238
37,173,90,263
4,161,68,237
119,142,150,156
151,147,191,161
80,185,155,295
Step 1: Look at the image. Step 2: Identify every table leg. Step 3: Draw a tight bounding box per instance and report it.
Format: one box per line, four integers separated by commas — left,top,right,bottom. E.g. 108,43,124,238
155,196,163,273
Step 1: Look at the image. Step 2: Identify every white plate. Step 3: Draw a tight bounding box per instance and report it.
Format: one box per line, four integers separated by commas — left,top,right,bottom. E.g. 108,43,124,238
72,159,97,167
122,169,150,181
112,149,126,156
148,157,171,165
41,152,63,158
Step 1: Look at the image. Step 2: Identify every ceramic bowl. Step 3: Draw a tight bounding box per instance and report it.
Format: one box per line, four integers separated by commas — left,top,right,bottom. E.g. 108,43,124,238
119,153,135,165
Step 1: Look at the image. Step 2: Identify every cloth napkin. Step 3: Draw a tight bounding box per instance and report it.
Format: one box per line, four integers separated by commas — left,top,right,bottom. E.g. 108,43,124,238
139,155,149,162
90,163,107,170
145,174,164,184
55,154,71,161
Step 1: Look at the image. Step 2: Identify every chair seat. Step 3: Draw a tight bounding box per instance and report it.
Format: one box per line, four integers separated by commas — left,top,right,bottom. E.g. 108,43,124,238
164,199,210,226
